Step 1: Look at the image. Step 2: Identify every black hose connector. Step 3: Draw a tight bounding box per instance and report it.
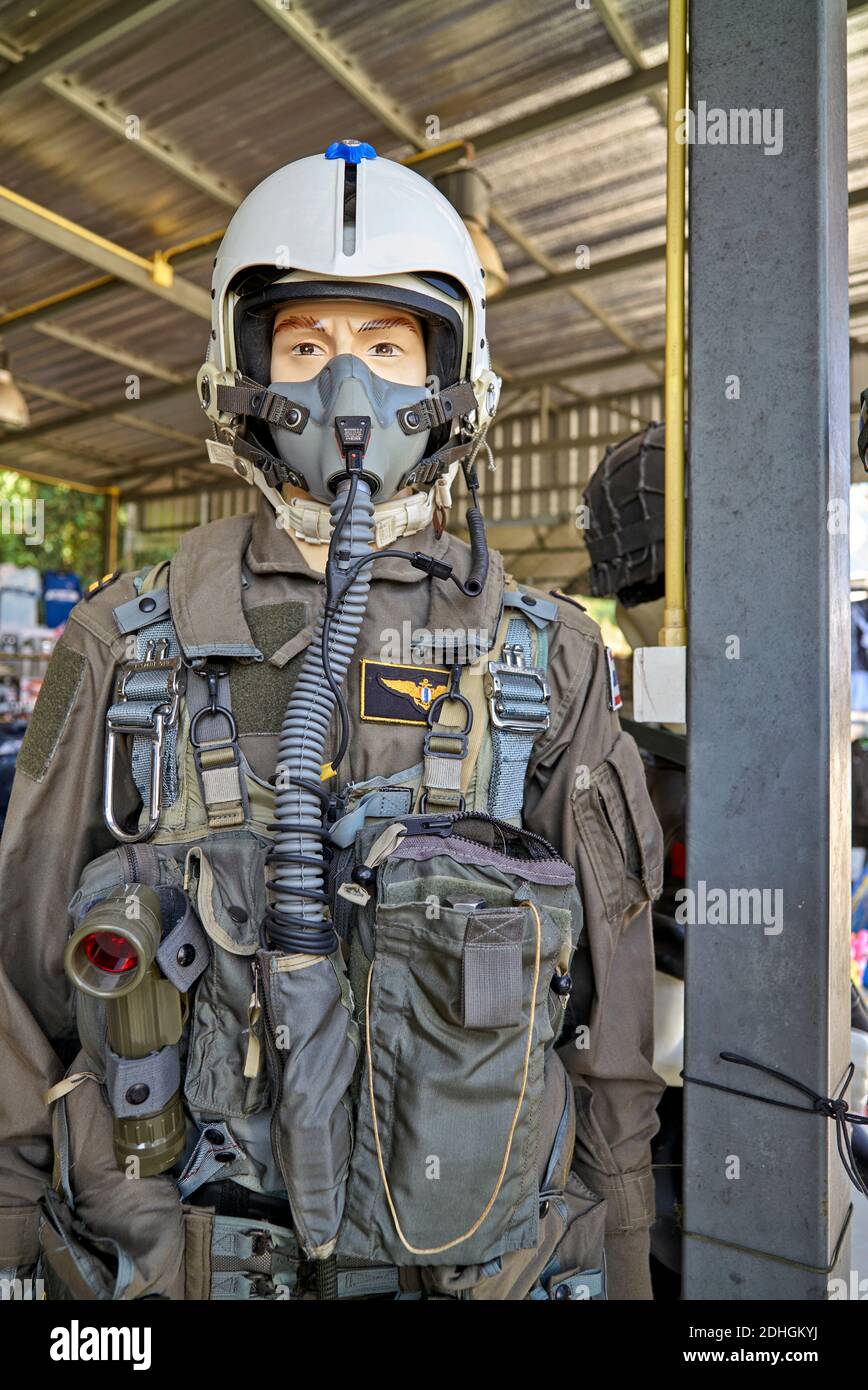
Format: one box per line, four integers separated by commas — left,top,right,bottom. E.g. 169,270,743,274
410,553,453,580
464,505,489,597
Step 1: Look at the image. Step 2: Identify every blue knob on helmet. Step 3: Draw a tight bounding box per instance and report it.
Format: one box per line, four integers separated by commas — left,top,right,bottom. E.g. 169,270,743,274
325,139,377,164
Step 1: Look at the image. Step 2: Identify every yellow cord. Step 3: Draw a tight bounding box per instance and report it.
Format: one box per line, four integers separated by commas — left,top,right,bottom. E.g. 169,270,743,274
365,899,542,1255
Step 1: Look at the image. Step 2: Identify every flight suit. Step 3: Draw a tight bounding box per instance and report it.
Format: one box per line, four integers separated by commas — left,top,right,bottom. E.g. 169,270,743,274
0,497,664,1299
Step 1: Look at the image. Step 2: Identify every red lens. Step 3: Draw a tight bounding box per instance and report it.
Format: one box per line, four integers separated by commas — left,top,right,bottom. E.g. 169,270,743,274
82,931,138,974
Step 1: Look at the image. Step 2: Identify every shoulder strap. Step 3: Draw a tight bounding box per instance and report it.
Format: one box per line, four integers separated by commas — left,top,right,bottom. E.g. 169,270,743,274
484,590,552,823
414,582,554,822
104,564,184,842
104,561,246,841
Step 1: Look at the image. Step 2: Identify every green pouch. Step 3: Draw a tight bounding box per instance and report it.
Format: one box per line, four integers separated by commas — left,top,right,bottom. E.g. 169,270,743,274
339,813,583,1269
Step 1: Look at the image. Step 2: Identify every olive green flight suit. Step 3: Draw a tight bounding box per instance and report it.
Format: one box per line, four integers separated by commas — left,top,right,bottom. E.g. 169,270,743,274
0,498,664,1298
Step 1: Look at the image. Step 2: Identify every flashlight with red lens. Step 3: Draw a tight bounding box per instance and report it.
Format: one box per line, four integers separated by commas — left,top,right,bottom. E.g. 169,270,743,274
64,884,185,1176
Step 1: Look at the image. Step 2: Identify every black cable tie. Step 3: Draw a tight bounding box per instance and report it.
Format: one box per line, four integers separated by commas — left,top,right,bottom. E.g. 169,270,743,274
682,1051,868,1198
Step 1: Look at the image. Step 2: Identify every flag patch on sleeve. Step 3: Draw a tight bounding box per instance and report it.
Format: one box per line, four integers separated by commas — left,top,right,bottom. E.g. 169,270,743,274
605,647,623,712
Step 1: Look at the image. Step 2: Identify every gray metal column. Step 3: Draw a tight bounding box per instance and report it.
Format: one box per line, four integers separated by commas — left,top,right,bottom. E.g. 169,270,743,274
684,0,853,1298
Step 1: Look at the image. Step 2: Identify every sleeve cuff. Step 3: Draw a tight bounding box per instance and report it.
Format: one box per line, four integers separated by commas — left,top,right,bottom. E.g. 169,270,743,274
572,1160,655,1234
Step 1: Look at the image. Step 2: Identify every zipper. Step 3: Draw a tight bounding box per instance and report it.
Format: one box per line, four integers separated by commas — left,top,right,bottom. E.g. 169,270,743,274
397,810,567,865
255,957,292,1205
449,810,569,866
123,844,139,881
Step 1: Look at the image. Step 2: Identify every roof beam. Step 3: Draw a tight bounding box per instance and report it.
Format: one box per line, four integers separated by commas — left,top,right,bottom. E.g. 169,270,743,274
33,322,190,384
507,347,664,386
0,29,238,214
0,237,217,333
0,0,184,98
41,73,245,209
470,61,667,156
494,242,667,307
0,184,211,318
0,381,190,453
593,0,668,124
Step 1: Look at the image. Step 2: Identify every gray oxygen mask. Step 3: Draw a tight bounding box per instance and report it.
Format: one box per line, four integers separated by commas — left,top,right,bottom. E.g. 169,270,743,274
268,354,433,504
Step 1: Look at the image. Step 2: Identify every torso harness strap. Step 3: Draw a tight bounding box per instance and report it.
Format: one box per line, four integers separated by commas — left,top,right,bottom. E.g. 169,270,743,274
104,563,246,841
415,586,555,821
104,567,184,843
103,567,556,841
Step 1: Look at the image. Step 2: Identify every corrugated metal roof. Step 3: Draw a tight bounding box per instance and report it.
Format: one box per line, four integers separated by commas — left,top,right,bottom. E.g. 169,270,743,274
0,0,860,592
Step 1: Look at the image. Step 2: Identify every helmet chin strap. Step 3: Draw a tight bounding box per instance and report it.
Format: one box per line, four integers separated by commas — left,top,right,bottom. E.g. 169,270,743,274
258,461,460,548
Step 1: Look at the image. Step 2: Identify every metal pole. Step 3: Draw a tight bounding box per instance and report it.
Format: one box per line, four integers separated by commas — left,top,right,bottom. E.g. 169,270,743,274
102,489,120,576
660,0,688,648
683,0,852,1297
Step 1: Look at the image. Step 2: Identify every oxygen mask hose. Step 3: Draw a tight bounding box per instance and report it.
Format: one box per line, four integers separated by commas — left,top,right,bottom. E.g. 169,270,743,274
266,422,375,955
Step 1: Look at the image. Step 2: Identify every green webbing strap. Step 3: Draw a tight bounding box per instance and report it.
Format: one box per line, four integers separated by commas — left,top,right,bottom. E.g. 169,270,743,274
419,663,472,813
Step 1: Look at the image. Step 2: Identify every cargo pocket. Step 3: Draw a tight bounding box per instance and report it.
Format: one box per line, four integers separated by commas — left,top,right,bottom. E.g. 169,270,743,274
258,948,359,1258
571,729,663,925
534,1171,608,1300
183,835,271,1119
40,1188,136,1301
422,1050,589,1300
340,891,566,1268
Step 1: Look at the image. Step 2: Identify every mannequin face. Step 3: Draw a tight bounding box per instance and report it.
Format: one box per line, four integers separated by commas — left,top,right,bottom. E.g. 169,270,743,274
270,297,427,386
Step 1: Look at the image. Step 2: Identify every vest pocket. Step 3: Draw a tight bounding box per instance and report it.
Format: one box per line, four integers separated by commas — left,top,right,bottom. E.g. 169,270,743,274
182,835,271,1119
340,883,570,1268
571,729,663,925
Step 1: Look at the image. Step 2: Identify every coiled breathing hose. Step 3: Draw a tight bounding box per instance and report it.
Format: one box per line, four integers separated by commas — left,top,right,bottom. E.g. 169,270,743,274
266,476,375,954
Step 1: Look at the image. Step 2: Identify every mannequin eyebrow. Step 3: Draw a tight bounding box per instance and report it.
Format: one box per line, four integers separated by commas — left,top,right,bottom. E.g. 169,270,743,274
273,315,325,334
358,317,419,333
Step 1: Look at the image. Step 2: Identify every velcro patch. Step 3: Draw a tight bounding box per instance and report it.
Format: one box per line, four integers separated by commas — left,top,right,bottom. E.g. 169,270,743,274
360,659,450,726
17,643,86,782
229,601,308,735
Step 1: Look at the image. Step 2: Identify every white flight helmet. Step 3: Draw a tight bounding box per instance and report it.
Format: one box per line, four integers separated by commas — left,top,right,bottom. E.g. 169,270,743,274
197,140,501,510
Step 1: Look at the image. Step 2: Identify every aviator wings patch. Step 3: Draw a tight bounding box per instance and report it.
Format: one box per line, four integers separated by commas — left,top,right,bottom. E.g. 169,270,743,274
360,659,449,725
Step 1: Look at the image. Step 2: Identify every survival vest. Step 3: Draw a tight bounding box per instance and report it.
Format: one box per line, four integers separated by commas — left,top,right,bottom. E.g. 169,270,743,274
44,559,606,1303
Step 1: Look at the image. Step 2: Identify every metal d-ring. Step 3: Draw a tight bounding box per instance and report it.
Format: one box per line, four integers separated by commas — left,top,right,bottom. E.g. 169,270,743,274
189,703,237,749
426,687,473,735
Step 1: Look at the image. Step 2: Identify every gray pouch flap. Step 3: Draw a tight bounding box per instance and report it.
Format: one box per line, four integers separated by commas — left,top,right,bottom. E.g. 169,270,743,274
462,908,525,1029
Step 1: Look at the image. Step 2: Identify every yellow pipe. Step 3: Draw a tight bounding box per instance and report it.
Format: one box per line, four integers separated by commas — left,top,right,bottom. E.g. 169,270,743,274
403,140,470,167
0,185,174,288
0,275,114,327
103,487,121,573
0,227,226,328
162,228,225,261
659,0,688,647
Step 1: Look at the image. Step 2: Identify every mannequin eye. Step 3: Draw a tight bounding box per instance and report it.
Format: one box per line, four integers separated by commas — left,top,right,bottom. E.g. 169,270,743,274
291,342,326,356
370,342,401,357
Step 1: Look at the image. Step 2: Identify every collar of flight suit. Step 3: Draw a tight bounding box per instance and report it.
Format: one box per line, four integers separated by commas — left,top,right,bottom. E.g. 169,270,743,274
168,497,504,663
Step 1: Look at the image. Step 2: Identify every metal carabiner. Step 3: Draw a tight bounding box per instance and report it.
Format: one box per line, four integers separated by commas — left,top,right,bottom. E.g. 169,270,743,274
103,705,169,843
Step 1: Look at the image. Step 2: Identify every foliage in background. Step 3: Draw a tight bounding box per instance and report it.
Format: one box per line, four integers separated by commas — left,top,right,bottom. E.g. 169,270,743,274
580,595,632,656
131,528,181,573
0,472,107,585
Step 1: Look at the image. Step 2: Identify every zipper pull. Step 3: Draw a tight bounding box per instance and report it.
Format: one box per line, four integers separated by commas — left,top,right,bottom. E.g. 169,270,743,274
365,820,407,869
551,968,572,1012
244,959,262,1080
